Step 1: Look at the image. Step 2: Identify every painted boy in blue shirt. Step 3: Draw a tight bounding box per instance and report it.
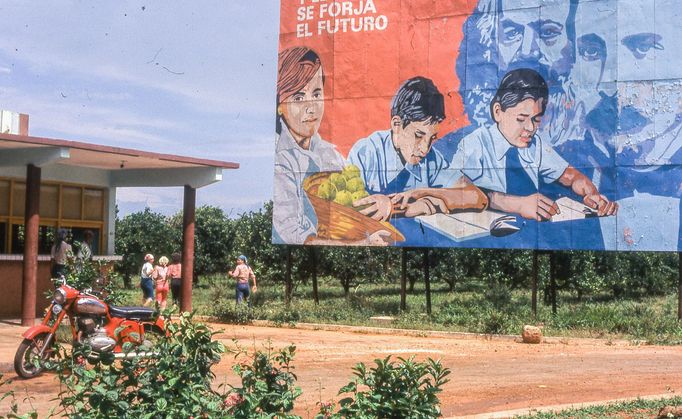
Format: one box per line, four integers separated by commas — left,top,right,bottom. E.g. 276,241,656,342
454,69,618,220
347,77,455,221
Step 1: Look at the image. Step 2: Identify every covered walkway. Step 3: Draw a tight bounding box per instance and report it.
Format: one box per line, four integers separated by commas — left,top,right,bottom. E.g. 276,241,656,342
0,111,238,324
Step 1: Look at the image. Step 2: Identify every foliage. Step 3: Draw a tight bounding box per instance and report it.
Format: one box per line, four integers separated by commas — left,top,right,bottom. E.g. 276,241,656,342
49,311,227,418
114,208,178,286
169,205,236,277
114,202,680,307
225,342,302,418
213,302,255,325
57,257,124,305
322,246,386,295
516,396,682,418
0,374,38,419
322,356,450,419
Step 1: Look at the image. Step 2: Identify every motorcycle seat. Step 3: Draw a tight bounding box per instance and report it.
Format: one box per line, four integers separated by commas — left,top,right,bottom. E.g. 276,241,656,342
109,306,157,321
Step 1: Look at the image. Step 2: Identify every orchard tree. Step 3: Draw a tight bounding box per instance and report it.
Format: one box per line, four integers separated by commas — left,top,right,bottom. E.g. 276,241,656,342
115,208,178,288
169,205,235,277
232,202,288,282
322,246,384,296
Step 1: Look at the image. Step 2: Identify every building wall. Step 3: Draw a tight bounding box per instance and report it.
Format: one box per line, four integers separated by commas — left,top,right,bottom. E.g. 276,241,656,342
0,258,52,318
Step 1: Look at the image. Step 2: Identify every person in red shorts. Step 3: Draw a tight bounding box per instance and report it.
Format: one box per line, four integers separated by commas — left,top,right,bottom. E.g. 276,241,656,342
153,256,170,309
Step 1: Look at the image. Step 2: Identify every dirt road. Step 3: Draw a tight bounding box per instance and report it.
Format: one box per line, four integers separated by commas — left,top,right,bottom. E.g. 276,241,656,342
2,321,682,417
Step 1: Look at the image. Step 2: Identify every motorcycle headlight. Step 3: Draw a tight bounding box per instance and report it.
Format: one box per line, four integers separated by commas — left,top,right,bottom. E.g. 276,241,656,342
52,304,63,315
53,289,67,305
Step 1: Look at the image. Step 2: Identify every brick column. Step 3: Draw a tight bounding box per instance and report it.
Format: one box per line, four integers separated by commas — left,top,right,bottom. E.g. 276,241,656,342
180,185,195,313
21,164,40,326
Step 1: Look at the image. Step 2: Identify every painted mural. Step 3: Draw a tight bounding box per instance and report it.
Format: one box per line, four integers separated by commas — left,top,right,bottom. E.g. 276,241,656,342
272,0,682,251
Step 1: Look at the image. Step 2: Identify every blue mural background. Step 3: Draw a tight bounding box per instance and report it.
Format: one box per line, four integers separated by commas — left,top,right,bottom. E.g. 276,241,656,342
273,0,682,252
431,0,682,251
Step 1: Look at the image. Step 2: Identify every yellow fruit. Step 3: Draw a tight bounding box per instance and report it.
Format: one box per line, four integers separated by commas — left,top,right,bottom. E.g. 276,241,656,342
334,190,353,207
317,181,336,200
329,173,346,191
343,164,361,179
351,190,369,202
346,177,365,193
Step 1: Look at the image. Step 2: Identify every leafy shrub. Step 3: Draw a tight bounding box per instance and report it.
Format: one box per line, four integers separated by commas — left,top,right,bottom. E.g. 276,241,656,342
480,309,512,335
225,342,302,418
213,303,255,325
49,311,226,418
322,356,450,418
58,258,124,305
484,282,512,309
0,373,38,418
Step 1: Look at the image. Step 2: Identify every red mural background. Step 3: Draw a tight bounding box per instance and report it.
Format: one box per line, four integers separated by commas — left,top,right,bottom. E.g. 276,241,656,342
279,0,478,157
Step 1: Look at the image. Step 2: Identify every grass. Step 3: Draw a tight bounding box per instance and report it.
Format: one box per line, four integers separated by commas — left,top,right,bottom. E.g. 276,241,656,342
516,396,682,418
112,275,682,345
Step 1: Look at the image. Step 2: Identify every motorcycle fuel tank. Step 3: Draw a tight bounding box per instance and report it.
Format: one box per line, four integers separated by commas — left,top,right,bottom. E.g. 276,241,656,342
75,297,107,315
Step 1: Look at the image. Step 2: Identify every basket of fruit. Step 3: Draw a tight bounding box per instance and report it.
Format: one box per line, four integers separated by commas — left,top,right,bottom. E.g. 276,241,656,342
303,165,405,242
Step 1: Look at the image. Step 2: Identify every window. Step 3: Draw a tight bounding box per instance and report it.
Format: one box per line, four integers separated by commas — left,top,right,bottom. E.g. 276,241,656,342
62,186,82,220
0,178,107,255
0,222,6,253
0,180,9,216
83,189,104,221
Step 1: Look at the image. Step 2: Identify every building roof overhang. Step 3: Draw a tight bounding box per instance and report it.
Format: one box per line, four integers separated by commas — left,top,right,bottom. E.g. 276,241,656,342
0,132,239,188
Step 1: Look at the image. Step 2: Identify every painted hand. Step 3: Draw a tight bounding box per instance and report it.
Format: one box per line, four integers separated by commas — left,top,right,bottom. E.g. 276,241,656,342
518,193,560,221
353,194,392,221
583,194,618,216
403,197,448,217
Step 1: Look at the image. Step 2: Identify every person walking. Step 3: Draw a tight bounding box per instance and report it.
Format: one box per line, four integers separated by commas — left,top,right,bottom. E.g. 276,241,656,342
154,256,170,309
140,254,155,307
167,252,182,306
228,255,257,305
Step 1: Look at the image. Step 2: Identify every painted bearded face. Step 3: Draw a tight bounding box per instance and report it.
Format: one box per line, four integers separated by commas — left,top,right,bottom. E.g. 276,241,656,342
614,0,682,164
497,0,573,85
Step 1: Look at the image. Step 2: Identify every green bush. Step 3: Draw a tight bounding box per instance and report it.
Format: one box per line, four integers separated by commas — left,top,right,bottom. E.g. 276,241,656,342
321,356,451,418
213,303,255,325
49,311,226,418
225,342,302,418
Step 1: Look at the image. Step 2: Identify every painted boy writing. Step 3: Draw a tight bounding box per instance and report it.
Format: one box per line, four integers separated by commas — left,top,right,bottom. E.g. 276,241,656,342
453,68,618,220
348,76,487,221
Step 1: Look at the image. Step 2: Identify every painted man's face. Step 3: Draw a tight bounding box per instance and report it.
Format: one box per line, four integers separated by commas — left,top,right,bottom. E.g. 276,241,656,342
570,0,619,141
574,0,616,95
493,98,545,148
497,0,573,82
279,67,324,148
616,0,682,152
391,118,440,166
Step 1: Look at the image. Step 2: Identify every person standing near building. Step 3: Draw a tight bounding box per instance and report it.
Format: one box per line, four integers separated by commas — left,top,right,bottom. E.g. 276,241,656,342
76,230,94,261
228,255,257,305
50,229,72,279
167,252,183,306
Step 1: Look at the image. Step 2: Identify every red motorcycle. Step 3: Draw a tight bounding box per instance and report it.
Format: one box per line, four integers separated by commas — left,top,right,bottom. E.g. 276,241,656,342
14,278,166,379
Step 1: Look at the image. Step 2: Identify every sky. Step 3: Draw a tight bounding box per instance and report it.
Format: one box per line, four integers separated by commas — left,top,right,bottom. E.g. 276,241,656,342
0,1,281,217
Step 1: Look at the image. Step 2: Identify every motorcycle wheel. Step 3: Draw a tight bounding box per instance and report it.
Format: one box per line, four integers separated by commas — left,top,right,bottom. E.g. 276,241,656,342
14,332,54,379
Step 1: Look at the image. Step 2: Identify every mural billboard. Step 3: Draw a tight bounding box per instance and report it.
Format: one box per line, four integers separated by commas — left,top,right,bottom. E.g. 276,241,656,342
272,0,682,252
